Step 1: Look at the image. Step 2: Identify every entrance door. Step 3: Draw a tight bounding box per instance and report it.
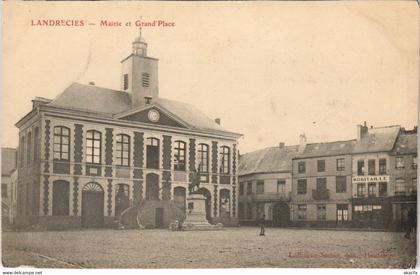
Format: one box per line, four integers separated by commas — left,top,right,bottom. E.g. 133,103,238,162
273,203,290,227
155,207,164,228
82,182,104,228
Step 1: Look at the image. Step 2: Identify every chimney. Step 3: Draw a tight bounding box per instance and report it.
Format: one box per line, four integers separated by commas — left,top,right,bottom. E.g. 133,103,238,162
357,121,369,140
298,134,307,154
215,118,221,125
144,96,152,105
278,142,285,149
89,81,95,86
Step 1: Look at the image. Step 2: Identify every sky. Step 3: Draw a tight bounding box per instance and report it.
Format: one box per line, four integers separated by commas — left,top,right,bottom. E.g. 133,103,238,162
3,1,419,154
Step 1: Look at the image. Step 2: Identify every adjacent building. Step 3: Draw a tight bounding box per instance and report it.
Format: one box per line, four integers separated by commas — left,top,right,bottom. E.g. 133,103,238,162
350,124,400,229
389,127,417,231
238,143,298,226
1,148,18,225
239,123,417,231
15,34,241,229
291,135,355,227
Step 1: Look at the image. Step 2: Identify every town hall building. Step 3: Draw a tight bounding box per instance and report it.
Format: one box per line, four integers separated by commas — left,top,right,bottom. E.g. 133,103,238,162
15,34,241,229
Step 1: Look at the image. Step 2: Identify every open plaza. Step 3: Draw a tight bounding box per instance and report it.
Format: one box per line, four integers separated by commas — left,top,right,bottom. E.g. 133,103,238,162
2,227,416,269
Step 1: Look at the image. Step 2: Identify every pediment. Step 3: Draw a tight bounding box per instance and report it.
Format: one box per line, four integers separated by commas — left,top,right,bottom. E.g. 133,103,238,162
118,106,189,129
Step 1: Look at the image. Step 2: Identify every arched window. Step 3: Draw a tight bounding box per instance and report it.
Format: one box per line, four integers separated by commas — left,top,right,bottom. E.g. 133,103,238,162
395,178,406,195
27,132,32,165
220,146,230,174
174,141,186,171
116,134,130,166
34,127,39,161
197,144,209,173
115,184,129,217
52,180,70,215
146,138,159,169
86,130,101,164
53,126,70,161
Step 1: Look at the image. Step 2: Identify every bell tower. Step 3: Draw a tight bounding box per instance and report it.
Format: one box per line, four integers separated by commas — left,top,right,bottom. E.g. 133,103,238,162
121,29,159,107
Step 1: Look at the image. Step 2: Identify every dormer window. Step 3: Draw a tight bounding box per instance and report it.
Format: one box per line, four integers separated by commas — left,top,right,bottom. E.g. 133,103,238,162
142,73,150,87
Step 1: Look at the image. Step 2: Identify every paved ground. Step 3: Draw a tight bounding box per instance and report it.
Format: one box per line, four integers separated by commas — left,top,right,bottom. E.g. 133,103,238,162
2,227,416,268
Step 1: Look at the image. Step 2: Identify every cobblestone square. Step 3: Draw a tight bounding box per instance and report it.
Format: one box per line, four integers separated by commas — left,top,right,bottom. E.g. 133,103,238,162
1,227,416,268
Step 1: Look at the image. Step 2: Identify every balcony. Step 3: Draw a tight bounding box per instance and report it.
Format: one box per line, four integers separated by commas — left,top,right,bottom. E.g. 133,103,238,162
251,191,291,202
312,189,330,200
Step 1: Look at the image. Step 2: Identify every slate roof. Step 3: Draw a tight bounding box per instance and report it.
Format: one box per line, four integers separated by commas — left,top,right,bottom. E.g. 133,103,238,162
1,148,17,176
238,145,299,176
295,139,356,159
391,133,417,155
353,125,400,154
47,82,227,133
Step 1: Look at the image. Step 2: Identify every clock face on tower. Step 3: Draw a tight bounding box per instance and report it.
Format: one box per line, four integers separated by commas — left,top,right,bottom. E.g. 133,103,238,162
148,109,160,122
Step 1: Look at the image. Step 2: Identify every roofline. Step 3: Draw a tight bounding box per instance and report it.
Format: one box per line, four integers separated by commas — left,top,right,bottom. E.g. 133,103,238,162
238,170,292,177
293,152,353,160
40,106,242,140
120,54,159,63
15,108,38,128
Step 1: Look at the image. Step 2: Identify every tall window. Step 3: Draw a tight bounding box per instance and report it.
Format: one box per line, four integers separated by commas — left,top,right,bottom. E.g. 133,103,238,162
115,184,129,217
395,179,406,194
174,141,186,171
116,134,130,166
1,184,7,198
337,204,348,221
357,160,365,175
336,158,345,171
34,127,39,161
317,160,325,172
20,136,25,166
357,183,366,197
298,161,306,173
53,126,70,161
316,178,327,191
256,181,264,194
146,138,160,169
413,156,417,169
220,146,230,174
379,159,387,175
239,182,244,195
86,130,101,164
297,204,307,220
277,180,285,193
27,132,32,165
411,178,417,193
379,182,387,197
368,183,376,197
197,144,209,173
335,176,346,193
395,157,404,169
317,204,326,220
247,181,252,194
297,179,307,195
368,160,375,175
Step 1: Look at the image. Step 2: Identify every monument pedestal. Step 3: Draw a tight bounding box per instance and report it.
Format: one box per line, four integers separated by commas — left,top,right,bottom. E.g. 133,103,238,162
182,193,223,231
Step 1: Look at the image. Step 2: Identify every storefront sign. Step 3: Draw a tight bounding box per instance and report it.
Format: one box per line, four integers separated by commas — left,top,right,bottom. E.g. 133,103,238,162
352,175,389,183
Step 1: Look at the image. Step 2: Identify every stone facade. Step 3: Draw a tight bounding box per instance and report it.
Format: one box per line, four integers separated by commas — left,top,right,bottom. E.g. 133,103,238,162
14,34,241,229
